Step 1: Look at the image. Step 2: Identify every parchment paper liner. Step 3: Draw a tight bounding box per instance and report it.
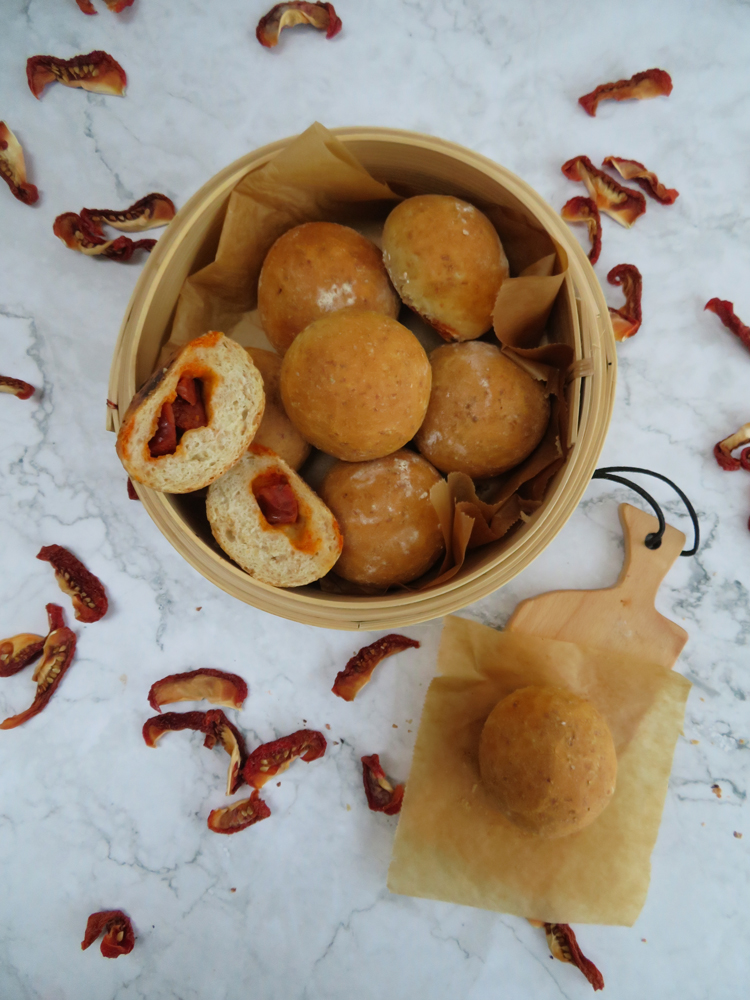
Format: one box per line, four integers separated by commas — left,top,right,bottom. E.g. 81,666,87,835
160,123,574,590
387,616,691,926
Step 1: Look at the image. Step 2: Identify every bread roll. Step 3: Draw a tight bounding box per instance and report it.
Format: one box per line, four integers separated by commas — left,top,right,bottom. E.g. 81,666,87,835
382,195,509,342
280,311,432,463
319,450,444,587
479,685,617,839
245,348,310,470
258,222,400,355
415,341,549,479
116,332,264,494
206,445,342,588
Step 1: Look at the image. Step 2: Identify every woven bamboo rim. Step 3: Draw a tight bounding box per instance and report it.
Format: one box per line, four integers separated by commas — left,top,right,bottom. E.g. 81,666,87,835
108,128,617,630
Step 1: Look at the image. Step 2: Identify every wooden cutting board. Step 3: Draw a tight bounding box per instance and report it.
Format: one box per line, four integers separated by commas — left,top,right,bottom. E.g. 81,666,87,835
505,503,688,669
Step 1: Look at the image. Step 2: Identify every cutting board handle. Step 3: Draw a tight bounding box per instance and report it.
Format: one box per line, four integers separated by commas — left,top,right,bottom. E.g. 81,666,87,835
614,503,685,603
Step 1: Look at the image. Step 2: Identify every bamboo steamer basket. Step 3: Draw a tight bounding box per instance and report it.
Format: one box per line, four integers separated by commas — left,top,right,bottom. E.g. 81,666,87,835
108,127,616,630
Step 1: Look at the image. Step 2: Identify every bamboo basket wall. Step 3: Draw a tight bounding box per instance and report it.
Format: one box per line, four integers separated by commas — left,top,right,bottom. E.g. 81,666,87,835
107,128,617,630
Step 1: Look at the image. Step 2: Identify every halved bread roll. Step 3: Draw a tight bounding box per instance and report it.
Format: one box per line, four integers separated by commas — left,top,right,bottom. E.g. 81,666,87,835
116,332,265,494
206,445,343,588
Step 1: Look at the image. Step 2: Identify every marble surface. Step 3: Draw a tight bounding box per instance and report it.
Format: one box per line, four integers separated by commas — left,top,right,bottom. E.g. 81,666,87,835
1,1,749,997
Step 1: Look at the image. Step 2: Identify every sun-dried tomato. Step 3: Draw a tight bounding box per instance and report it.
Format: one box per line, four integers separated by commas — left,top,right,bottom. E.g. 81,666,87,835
544,923,604,991
578,68,672,118
603,156,678,205
207,789,271,834
76,0,98,12
332,634,420,702
127,478,140,500
0,375,35,400
36,544,108,624
0,634,45,677
105,0,136,10
257,2,342,47
80,193,175,237
607,264,642,341
361,754,404,815
148,400,177,456
142,709,247,795
0,604,76,730
148,668,248,713
53,212,156,261
252,471,299,525
562,156,646,228
705,298,750,353
81,910,135,958
560,196,602,265
243,729,326,789
0,122,39,205
27,51,127,100
171,377,207,431
713,424,750,472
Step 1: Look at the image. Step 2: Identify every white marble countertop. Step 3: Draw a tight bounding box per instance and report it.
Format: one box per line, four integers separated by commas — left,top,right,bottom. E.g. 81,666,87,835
1,1,749,997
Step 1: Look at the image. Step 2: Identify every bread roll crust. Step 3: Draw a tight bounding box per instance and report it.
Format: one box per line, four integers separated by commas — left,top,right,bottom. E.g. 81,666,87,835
280,311,432,463
258,222,399,355
479,685,617,839
206,445,342,588
382,195,509,342
319,450,444,587
116,332,265,494
245,347,310,470
415,341,550,479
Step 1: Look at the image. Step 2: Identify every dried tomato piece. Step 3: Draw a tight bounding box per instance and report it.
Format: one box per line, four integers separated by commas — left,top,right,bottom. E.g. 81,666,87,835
171,377,207,432
0,122,39,205
36,544,108,624
257,2,342,47
207,790,271,834
0,604,76,730
562,156,646,228
332,634,420,702
714,424,750,471
76,0,98,12
0,634,45,677
80,193,175,235
578,68,672,117
148,401,177,456
252,471,299,524
544,923,604,991
142,710,209,747
127,478,140,500
104,0,136,10
53,212,156,261
361,754,404,815
27,51,127,99
0,375,35,400
705,298,750,353
607,264,643,341
243,729,326,789
81,910,135,958
560,197,602,265
143,709,247,795
602,156,678,205
148,668,248,713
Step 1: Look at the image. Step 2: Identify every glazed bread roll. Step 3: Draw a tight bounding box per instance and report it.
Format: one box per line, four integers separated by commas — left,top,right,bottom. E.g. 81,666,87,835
319,450,444,587
258,222,400,355
382,195,509,342
206,445,342,588
280,311,432,463
415,341,549,479
479,685,617,839
116,332,265,494
245,347,311,470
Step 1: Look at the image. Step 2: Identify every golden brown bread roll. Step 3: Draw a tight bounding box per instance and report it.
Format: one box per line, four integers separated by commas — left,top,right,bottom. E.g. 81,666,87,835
319,450,444,587
382,194,509,342
245,347,311,470
280,311,432,463
415,341,549,479
257,222,400,355
479,685,617,839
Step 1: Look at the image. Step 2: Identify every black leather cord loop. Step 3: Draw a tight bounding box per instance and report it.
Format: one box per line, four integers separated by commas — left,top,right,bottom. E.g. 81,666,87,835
591,466,700,557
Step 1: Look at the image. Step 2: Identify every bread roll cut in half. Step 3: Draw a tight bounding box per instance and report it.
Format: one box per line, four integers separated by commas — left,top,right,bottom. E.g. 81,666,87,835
258,222,400,355
245,348,311,470
479,685,617,839
319,450,444,587
382,195,509,342
281,311,432,463
415,341,549,479
116,332,265,494
206,445,342,588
